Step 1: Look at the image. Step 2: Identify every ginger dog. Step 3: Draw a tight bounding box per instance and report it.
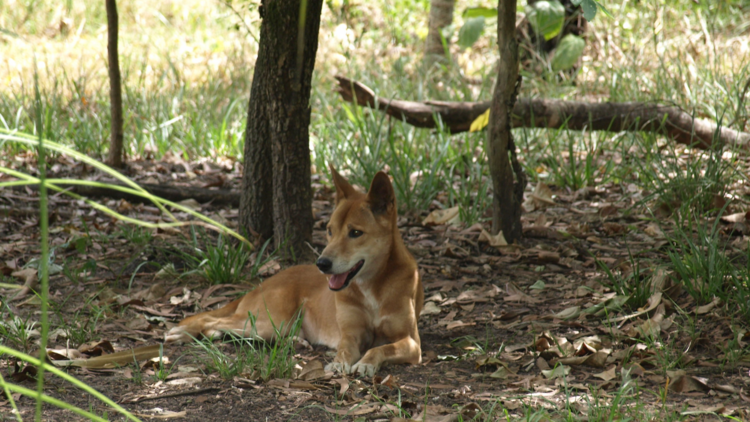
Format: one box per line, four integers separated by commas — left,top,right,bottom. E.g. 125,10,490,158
165,166,423,376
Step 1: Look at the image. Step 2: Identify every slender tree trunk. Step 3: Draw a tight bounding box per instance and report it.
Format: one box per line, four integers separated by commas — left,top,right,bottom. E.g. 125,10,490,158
239,0,323,260
424,0,455,65
486,0,526,241
105,0,124,168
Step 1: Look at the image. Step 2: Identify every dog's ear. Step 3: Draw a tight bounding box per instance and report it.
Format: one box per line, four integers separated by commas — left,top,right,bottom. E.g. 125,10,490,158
366,171,395,216
330,164,356,204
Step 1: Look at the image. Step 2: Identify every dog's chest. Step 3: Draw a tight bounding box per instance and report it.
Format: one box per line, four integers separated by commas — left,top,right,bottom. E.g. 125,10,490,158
359,284,386,328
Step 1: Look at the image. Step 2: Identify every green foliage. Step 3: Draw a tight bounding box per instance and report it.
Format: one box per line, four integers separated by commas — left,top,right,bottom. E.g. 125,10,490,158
117,224,154,247
52,299,108,347
0,307,38,353
197,234,252,285
551,34,585,71
572,0,612,22
527,0,566,41
596,252,653,311
191,309,303,381
665,213,750,321
458,17,485,50
463,7,497,19
634,137,736,215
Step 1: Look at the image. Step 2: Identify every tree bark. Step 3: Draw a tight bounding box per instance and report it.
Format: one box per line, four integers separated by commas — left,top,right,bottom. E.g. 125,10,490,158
334,76,750,150
486,0,526,241
105,0,124,168
239,0,322,260
424,0,455,66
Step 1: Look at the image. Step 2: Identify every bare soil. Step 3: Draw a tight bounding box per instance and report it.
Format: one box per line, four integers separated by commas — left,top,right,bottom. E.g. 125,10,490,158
1,156,749,421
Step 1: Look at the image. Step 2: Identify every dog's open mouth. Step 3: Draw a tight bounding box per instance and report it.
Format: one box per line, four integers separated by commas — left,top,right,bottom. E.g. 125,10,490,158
328,260,364,291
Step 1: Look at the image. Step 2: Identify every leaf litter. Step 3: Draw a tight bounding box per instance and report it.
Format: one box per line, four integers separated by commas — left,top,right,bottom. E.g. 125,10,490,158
0,156,748,420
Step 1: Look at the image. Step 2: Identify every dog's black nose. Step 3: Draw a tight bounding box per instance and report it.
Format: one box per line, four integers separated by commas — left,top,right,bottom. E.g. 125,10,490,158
316,257,332,272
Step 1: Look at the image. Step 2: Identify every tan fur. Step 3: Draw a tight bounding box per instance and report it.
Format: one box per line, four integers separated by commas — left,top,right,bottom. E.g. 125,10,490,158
165,166,423,376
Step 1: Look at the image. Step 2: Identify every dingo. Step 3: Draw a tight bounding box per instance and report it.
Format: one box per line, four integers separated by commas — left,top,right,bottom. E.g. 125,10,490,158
165,166,423,376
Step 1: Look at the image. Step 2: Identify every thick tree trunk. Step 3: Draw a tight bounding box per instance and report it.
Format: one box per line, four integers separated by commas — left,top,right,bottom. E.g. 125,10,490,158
105,0,124,168
334,76,750,150
239,0,322,260
424,0,455,65
486,0,526,242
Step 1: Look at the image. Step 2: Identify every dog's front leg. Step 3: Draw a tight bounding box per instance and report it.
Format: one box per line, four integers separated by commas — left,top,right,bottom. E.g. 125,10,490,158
325,306,371,374
350,335,421,377
325,332,363,374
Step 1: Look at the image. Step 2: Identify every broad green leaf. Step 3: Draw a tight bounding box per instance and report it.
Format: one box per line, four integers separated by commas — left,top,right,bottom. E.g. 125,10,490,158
463,7,497,18
458,16,485,49
579,0,597,22
572,0,611,21
469,108,490,132
551,34,585,71
527,0,565,41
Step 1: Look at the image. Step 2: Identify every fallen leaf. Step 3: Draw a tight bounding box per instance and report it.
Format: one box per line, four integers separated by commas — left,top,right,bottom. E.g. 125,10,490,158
524,182,555,211
696,297,721,315
541,365,570,379
670,375,710,393
323,402,379,416
420,301,442,316
478,229,507,247
49,344,161,369
177,198,201,211
593,366,617,381
422,207,460,226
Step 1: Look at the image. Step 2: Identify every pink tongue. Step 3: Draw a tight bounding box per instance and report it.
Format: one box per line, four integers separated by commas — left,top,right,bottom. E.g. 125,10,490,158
328,272,349,290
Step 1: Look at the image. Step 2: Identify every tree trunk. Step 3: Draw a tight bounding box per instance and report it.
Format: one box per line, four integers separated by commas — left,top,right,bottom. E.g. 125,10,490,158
105,0,124,168
334,76,750,150
239,0,323,261
424,0,455,66
486,0,526,242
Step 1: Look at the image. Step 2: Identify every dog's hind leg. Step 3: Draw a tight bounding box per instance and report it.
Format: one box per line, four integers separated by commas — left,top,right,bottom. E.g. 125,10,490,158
164,297,243,343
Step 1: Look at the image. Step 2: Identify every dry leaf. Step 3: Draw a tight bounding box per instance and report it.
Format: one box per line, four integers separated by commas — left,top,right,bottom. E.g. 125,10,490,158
422,206,460,226
670,375,710,393
420,301,442,316
541,365,570,379
696,297,721,315
298,360,328,381
50,344,161,368
478,229,508,247
721,211,749,223
593,366,617,381
552,306,581,320
524,182,556,211
177,198,202,211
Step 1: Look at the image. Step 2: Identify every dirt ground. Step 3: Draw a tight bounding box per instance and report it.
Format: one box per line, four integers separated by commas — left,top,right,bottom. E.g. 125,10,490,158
1,156,749,421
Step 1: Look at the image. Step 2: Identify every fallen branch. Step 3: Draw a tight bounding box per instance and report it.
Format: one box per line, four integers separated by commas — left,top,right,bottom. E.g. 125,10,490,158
23,182,240,207
335,75,750,150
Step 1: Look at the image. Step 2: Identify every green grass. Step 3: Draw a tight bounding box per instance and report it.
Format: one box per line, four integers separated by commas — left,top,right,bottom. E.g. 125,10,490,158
2,1,750,420
191,309,303,381
596,250,652,310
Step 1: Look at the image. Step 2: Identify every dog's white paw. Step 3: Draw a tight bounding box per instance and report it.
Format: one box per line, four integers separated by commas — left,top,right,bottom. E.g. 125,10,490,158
325,361,352,374
351,361,378,377
164,326,191,344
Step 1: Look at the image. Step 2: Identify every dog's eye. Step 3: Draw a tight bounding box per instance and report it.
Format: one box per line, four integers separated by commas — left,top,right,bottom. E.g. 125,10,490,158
327,227,332,236
349,229,363,238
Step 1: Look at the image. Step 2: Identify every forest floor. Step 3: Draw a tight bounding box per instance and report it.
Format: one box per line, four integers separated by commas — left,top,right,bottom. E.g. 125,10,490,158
1,155,749,422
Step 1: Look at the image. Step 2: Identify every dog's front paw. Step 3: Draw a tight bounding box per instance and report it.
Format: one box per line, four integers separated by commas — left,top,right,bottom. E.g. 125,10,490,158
350,361,378,377
164,326,191,344
325,361,352,374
